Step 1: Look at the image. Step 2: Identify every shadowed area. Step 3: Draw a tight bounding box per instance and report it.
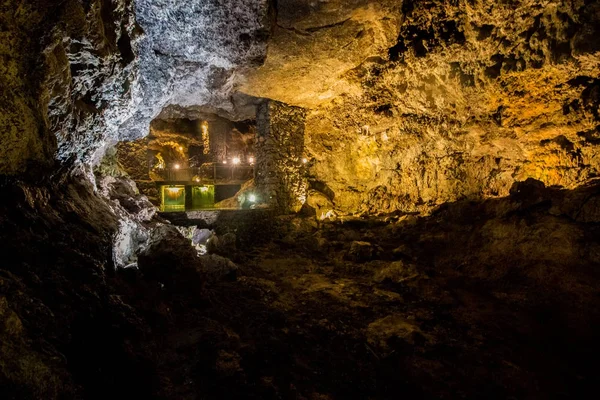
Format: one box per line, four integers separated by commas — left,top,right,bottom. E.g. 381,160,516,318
1,0,600,399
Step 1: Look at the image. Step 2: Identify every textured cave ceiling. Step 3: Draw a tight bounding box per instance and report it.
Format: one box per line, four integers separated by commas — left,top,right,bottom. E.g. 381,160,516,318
3,2,600,398
1,0,600,213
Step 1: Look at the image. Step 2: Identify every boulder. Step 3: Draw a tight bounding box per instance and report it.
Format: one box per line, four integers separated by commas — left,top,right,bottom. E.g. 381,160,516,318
219,233,237,254
113,218,150,269
206,235,220,254
137,224,203,290
305,190,336,219
205,232,237,255
367,315,428,354
373,261,419,284
347,241,375,262
199,254,238,282
192,228,214,245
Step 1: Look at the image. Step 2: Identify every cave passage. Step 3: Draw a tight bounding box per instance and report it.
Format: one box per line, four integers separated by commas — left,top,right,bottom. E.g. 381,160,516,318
117,112,258,211
1,0,600,399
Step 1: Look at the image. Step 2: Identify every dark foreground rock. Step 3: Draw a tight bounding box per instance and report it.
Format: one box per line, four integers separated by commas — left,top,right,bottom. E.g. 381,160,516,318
2,176,600,399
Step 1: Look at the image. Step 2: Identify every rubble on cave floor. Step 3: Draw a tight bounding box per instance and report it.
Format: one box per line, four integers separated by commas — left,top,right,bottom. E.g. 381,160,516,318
113,179,600,399
1,174,599,399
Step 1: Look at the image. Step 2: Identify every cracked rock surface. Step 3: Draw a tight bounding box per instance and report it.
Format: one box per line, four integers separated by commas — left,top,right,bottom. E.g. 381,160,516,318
242,0,600,214
119,0,272,140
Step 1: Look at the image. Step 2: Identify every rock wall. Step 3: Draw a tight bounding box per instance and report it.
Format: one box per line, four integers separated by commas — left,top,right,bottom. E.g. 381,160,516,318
255,101,308,212
306,0,600,214
118,0,272,140
1,0,138,175
1,0,272,177
241,0,600,215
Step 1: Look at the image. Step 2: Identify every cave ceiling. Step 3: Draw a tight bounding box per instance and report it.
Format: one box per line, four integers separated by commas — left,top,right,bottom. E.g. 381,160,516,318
1,0,599,214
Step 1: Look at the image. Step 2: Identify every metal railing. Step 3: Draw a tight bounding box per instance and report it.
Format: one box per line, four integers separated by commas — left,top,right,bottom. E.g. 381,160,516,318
154,163,254,184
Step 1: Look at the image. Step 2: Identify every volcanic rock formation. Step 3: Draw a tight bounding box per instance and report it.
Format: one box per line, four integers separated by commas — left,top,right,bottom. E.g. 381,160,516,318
1,0,600,399
242,0,600,214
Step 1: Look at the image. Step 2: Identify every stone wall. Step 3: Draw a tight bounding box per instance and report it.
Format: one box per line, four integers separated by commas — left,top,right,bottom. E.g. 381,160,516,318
255,101,308,213
119,0,271,140
116,139,150,182
0,0,139,176
241,0,600,215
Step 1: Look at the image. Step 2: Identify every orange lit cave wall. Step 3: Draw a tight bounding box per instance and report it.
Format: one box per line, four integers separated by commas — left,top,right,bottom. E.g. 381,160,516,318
255,100,308,213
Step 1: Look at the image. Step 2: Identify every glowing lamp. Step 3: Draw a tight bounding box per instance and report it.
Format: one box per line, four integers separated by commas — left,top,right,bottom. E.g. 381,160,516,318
302,158,308,164
173,163,180,170
232,157,241,165
248,194,257,202
178,146,183,151
223,160,227,164
248,156,254,164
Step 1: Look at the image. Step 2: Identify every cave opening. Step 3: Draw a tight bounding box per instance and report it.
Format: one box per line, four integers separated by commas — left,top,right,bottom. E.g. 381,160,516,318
115,98,310,214
116,110,259,211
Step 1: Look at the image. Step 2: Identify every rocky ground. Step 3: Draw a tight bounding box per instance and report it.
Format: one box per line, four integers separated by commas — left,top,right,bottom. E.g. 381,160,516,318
2,1,599,398
2,176,599,399
157,178,600,399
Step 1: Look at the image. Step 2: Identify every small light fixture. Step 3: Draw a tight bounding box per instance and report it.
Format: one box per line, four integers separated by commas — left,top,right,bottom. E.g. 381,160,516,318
173,163,180,170
248,194,257,202
178,146,183,151
232,157,240,165
223,160,227,164
302,158,308,164
195,177,200,182
248,156,254,164
199,186,209,192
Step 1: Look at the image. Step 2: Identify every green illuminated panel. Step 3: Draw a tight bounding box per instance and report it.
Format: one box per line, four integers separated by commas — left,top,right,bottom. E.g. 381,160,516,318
161,185,186,211
192,185,215,209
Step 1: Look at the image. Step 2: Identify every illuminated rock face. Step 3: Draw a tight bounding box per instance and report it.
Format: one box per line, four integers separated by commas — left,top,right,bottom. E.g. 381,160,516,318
4,0,598,218
243,0,403,107
0,0,270,176
255,101,308,212
118,0,271,140
243,0,600,214
0,0,139,174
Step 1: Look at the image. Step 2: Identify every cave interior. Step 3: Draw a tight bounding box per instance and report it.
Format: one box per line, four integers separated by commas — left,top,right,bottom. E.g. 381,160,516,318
1,0,600,399
118,113,259,211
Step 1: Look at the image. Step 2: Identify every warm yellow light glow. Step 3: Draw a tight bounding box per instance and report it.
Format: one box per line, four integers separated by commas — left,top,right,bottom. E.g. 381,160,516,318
155,153,165,170
302,158,308,164
201,121,210,155
223,160,227,164
249,157,254,164
178,146,183,151
165,186,183,200
232,157,240,165
320,210,336,221
173,163,180,170
195,177,200,182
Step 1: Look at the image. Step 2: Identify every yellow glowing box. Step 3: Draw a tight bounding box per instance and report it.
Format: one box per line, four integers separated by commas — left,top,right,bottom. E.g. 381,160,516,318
161,185,186,212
